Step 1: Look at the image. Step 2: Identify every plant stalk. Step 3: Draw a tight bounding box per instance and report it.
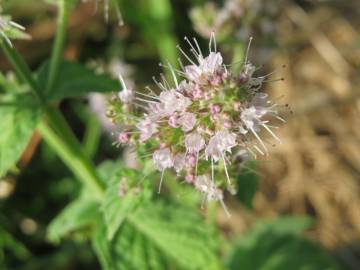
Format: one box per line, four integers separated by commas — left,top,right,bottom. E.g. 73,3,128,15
45,0,70,93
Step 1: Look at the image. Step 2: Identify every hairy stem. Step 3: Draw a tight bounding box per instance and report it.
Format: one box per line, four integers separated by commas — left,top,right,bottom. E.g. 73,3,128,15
45,0,70,93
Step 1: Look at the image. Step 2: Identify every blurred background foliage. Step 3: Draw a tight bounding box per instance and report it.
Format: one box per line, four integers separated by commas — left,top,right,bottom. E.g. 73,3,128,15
0,0,359,269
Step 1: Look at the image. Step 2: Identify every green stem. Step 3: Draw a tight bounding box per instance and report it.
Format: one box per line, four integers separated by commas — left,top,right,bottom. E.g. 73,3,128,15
0,39,44,103
38,119,104,199
83,115,101,159
45,106,105,192
45,0,69,93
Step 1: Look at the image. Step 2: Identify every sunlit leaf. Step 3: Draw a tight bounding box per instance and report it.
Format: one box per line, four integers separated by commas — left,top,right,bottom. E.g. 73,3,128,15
93,201,221,270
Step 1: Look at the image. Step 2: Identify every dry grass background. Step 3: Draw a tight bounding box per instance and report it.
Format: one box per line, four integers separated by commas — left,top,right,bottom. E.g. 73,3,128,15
222,2,360,268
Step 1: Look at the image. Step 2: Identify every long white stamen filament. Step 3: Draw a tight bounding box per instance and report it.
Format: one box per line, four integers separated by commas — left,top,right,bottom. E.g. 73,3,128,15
177,57,185,70
193,37,203,58
135,91,159,100
9,21,25,30
0,31,12,47
115,2,124,26
222,152,231,184
263,124,282,144
211,158,215,183
209,31,217,53
223,64,228,74
245,36,253,64
167,61,179,88
247,147,257,158
158,169,165,194
265,124,279,129
135,97,158,104
263,78,285,83
160,63,186,77
134,102,148,110
189,48,201,60
253,145,264,156
184,36,200,58
118,74,127,90
145,86,158,96
220,199,231,217
274,115,286,122
177,45,197,66
160,74,171,89
152,77,167,91
195,151,199,176
250,127,268,153
212,32,217,52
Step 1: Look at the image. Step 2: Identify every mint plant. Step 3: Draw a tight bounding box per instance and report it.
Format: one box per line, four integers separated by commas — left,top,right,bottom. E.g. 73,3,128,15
0,1,348,269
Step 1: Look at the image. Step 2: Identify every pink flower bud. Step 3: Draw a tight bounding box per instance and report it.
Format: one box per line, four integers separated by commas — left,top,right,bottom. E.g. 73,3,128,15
186,154,197,167
168,115,178,128
185,174,194,183
210,104,221,115
192,87,204,99
118,132,130,143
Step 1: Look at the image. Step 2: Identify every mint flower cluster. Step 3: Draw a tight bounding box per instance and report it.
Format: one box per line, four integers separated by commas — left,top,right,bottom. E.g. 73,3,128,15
108,34,284,213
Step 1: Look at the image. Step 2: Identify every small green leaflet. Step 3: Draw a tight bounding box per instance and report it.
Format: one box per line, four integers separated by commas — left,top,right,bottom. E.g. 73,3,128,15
47,196,100,243
37,60,120,102
101,162,152,240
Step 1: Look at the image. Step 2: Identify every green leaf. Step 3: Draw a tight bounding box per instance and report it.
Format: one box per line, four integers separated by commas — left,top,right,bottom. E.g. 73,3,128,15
0,94,41,177
101,164,152,240
47,197,100,243
37,60,119,101
93,201,221,270
226,216,346,270
236,160,258,209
